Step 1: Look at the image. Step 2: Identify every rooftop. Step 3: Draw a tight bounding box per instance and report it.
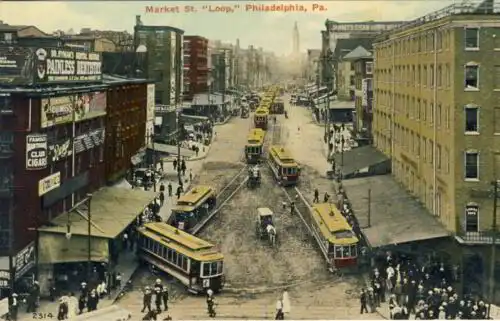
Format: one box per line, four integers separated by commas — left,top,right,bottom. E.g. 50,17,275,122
134,24,184,34
377,0,500,41
342,175,449,248
342,45,373,60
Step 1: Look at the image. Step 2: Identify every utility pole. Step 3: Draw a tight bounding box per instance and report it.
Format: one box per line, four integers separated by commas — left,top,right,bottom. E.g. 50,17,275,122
150,133,157,192
221,49,227,119
86,194,92,284
489,180,498,310
367,189,371,228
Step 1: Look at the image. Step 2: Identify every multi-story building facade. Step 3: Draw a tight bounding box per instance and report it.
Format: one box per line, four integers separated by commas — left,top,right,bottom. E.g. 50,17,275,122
103,75,149,182
343,46,373,134
0,45,107,293
134,16,184,107
372,2,500,284
335,38,373,99
183,35,208,100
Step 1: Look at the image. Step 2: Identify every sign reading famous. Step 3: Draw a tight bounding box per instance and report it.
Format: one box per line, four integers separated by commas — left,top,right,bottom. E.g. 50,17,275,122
26,134,48,170
34,48,102,84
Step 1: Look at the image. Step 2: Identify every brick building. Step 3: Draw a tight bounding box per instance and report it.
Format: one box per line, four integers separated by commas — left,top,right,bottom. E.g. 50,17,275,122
183,35,208,100
0,46,107,294
103,75,149,182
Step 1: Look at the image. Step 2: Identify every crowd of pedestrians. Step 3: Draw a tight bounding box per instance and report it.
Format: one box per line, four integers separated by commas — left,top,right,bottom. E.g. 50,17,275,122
359,251,492,319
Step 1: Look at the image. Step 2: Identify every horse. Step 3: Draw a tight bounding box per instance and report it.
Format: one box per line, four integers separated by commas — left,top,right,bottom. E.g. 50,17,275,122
266,224,277,247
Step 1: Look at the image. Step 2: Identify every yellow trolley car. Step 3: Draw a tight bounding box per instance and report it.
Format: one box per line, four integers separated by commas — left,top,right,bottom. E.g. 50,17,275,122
311,203,359,270
169,185,217,232
137,222,225,293
245,128,265,163
268,145,300,186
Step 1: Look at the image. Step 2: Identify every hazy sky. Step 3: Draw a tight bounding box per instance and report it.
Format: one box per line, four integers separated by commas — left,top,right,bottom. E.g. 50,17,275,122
0,1,457,55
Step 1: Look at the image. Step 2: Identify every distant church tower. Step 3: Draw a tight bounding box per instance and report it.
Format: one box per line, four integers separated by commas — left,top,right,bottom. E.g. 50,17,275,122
292,21,299,56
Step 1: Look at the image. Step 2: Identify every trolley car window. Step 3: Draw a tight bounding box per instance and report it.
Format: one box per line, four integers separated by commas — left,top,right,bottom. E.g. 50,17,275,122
342,246,351,257
201,261,223,277
335,246,342,258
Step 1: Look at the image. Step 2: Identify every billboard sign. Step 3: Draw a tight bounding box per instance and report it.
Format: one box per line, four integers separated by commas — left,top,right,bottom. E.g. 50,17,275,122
38,172,61,196
34,48,102,84
362,79,368,107
0,47,34,85
147,84,155,121
26,134,48,170
73,91,107,122
40,95,74,128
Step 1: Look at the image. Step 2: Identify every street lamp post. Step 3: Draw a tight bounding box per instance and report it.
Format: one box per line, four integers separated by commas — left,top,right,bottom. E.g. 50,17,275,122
176,109,182,185
86,193,92,283
150,133,157,192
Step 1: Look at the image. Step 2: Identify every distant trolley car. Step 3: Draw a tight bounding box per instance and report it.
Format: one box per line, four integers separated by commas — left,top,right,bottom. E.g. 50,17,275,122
271,98,285,114
310,203,359,271
268,145,300,186
254,108,269,129
169,185,217,232
137,222,225,294
245,128,265,163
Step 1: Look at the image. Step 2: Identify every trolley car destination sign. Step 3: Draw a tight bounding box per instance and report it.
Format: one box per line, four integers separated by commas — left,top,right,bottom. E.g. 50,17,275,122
34,48,102,84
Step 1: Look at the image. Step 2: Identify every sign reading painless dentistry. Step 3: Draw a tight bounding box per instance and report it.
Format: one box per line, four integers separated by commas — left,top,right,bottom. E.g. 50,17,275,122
34,48,102,84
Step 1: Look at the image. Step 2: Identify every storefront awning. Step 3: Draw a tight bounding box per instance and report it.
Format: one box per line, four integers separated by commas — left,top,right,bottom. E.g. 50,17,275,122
333,145,389,177
147,143,195,157
342,175,450,248
38,187,156,239
69,305,131,320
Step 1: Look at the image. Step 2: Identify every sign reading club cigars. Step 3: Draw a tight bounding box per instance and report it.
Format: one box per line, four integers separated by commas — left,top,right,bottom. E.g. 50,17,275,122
34,48,102,84
26,134,48,170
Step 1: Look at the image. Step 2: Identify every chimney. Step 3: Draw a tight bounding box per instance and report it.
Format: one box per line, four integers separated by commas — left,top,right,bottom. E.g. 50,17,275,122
135,15,142,26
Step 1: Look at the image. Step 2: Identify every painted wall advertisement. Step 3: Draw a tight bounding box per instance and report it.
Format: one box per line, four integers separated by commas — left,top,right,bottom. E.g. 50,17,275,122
34,48,102,84
14,242,35,280
147,84,155,121
73,91,107,122
48,138,73,163
361,79,368,107
40,91,106,128
0,46,35,85
26,134,48,170
38,172,61,196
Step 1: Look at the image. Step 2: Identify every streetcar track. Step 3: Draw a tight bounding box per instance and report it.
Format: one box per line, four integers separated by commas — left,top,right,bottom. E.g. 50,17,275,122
191,166,248,235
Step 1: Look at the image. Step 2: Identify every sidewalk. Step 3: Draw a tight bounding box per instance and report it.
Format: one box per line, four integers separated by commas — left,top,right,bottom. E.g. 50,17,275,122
160,131,216,163
16,252,139,321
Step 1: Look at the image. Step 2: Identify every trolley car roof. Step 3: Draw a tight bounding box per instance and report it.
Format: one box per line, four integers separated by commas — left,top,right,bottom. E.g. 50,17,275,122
269,146,298,165
258,207,273,217
139,222,224,261
312,203,359,245
173,185,215,212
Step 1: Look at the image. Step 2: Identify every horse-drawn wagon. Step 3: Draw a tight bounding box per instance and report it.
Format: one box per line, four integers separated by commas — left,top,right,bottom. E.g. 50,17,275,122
255,207,277,247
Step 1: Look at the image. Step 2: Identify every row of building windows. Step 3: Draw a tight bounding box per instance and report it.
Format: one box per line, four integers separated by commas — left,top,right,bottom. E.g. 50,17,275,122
393,125,450,174
375,100,500,135
376,28,500,61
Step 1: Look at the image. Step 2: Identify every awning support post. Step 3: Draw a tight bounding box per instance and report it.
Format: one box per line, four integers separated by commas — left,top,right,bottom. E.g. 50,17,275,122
87,193,93,284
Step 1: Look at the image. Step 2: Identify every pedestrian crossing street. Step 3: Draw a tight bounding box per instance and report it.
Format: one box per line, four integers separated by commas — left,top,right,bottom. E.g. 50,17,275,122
117,295,385,320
